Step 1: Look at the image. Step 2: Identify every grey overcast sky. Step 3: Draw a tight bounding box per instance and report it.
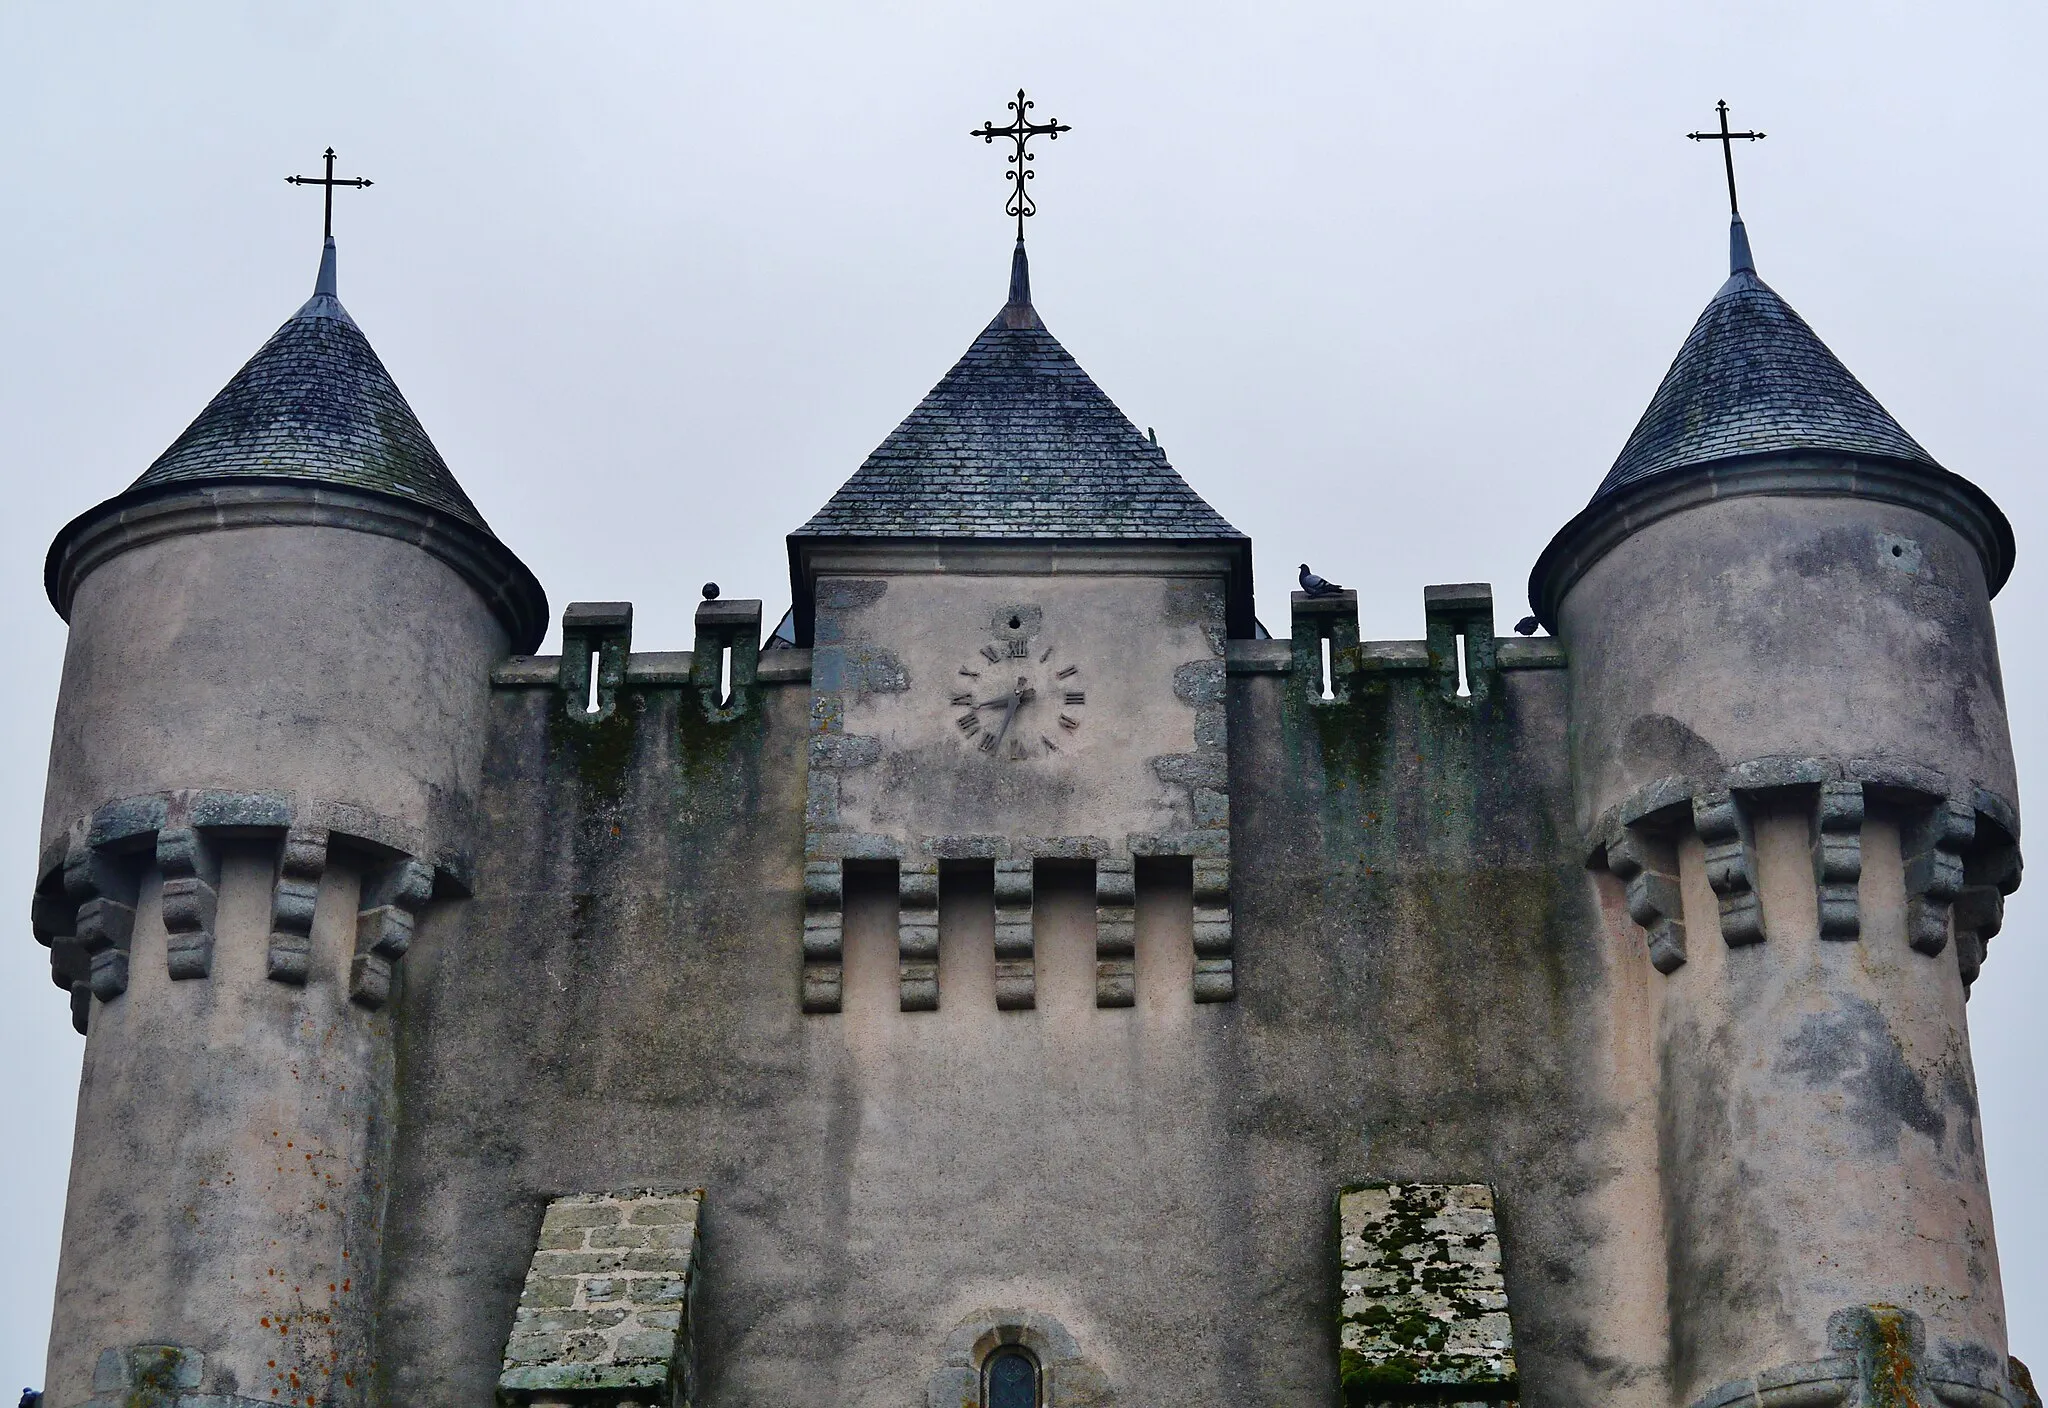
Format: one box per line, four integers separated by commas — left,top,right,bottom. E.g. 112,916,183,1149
3,0,2044,1383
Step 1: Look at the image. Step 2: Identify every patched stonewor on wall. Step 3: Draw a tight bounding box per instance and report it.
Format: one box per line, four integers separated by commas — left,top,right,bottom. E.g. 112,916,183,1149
499,1191,704,1408
1338,1184,1517,1406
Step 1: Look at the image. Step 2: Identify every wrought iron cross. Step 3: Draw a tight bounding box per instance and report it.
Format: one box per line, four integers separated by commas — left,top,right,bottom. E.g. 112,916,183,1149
1688,100,1764,215
971,89,1071,240
285,147,374,240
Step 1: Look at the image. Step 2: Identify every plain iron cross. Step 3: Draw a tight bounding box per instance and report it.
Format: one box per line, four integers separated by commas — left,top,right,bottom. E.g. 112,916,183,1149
1688,100,1765,215
971,90,1072,239
285,147,374,239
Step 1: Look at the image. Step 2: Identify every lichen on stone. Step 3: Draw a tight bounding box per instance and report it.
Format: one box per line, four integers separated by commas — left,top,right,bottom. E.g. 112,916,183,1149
1336,1182,1517,1405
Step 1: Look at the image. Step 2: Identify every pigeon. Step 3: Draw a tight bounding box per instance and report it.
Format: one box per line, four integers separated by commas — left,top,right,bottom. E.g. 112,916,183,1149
22,1390,43,1408
701,583,720,601
1514,616,1540,636
1298,564,1345,598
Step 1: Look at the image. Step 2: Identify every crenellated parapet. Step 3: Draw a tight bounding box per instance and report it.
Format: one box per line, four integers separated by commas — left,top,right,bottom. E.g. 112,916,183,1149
33,788,469,1031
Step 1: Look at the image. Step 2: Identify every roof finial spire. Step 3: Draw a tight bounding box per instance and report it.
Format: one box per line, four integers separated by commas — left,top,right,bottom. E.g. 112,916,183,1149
1008,238,1031,307
315,236,338,297
972,89,1072,243
286,146,374,296
1687,100,1765,274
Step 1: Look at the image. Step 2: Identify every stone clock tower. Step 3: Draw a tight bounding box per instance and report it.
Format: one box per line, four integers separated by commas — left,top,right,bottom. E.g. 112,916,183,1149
788,241,1253,1015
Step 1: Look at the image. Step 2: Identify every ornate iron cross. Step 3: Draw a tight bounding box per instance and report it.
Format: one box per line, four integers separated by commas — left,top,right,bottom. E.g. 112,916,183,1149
286,147,374,240
971,89,1072,240
1688,100,1765,216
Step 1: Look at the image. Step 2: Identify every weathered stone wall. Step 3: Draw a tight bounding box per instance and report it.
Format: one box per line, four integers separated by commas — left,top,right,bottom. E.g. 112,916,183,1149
367,581,1676,1407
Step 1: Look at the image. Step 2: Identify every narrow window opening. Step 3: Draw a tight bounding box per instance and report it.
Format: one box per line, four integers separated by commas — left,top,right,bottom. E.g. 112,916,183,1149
1319,634,1334,701
586,650,602,714
719,644,733,708
984,1346,1041,1408
1455,632,1471,698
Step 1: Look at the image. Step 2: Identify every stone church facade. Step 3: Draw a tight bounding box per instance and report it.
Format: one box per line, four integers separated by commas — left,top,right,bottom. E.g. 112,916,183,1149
25,196,2033,1407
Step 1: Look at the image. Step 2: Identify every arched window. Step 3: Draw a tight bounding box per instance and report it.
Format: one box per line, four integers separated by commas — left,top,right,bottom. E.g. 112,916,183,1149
984,1345,1040,1408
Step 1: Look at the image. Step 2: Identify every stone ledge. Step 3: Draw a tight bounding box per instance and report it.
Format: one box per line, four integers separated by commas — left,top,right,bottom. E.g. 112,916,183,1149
493,650,811,689
1497,638,1566,670
1226,639,1292,674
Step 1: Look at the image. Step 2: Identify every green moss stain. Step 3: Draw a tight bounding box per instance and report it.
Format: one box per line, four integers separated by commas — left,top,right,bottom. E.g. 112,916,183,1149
1335,1183,1517,1406
548,690,645,811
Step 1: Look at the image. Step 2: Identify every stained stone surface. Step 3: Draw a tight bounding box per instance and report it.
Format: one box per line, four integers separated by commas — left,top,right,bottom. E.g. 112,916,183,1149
1337,1182,1517,1405
499,1190,702,1406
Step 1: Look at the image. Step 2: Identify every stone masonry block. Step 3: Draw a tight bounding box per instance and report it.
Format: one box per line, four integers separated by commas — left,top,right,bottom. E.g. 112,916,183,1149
156,826,220,981
1693,791,1764,947
1095,858,1135,1009
900,859,940,1012
995,859,1035,1010
502,1191,703,1407
1337,1182,1517,1406
1904,798,1975,957
1811,781,1865,940
267,827,329,985
1606,825,1687,975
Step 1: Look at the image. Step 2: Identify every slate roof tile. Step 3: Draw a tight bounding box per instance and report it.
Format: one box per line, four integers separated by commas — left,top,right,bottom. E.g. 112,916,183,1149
128,239,492,534
794,246,1242,542
1597,221,1937,500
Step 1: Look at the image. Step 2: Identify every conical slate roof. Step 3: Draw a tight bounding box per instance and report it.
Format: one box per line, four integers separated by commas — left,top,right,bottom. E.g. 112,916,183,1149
128,238,491,533
793,243,1243,541
1593,216,1939,501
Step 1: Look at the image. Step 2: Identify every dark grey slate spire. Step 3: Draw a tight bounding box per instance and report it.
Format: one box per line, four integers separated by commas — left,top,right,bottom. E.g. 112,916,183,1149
792,242,1242,541
124,236,491,532
1593,216,1938,501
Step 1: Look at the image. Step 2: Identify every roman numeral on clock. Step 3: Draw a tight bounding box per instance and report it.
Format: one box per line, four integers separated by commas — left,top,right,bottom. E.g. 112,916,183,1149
957,714,980,734
1056,665,1078,679
978,732,999,753
951,692,974,707
980,644,1002,663
1065,691,1086,706
1006,638,1029,658
1059,714,1079,731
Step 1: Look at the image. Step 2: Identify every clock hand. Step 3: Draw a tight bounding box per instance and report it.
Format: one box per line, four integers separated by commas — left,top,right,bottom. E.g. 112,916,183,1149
989,677,1029,750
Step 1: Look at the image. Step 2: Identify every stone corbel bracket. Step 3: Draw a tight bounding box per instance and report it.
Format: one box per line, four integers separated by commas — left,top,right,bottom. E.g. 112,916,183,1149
801,858,846,1014
1192,856,1234,1001
993,859,1036,1011
1693,789,1765,947
1094,858,1136,1007
1600,778,1692,974
34,790,471,1031
1589,757,2021,988
898,859,940,1012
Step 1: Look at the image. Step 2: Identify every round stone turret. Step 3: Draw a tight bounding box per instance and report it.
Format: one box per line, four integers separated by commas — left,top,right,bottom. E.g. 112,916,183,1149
32,238,545,1408
1532,216,2021,1408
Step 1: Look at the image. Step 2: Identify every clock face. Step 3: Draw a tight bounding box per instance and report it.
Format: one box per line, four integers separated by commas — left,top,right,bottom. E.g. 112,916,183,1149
948,610,1085,761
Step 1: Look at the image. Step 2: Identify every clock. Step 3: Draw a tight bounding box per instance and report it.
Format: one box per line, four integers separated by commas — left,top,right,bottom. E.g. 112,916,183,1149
948,610,1085,761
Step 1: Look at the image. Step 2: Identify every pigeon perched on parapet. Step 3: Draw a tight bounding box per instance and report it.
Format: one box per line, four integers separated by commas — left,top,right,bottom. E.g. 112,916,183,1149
22,1390,44,1407
1514,616,1540,636
1298,564,1345,597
